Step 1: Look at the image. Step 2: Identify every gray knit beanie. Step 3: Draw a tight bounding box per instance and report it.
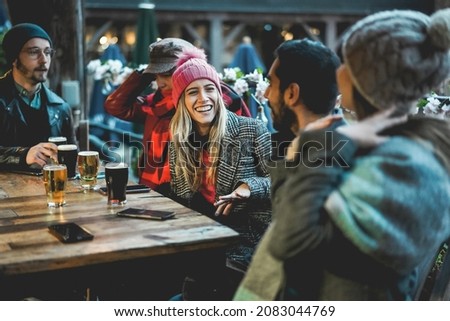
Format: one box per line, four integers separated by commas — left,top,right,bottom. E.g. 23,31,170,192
341,9,450,111
2,23,53,66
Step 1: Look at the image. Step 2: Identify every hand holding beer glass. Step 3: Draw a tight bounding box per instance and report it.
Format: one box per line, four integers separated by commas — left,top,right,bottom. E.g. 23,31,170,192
43,164,67,207
105,162,129,205
77,151,100,190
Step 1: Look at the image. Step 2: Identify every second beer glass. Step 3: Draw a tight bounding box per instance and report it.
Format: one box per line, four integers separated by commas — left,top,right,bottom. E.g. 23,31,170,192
43,164,67,207
58,144,78,179
77,151,100,190
105,162,128,205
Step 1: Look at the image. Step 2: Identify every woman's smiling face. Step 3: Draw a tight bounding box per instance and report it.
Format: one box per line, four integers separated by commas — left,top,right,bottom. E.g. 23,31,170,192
184,78,220,134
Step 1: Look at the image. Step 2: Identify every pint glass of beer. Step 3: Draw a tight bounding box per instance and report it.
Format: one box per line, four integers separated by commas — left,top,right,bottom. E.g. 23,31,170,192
77,151,100,190
105,162,129,205
48,136,67,146
58,144,78,179
43,164,67,207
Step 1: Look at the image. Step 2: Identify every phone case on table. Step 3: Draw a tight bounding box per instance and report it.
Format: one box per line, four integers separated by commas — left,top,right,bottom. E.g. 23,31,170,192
48,222,94,243
116,208,175,220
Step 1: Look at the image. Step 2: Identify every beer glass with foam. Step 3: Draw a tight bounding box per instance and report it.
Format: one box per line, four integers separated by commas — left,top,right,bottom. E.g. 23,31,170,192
57,144,78,178
77,151,100,190
43,164,67,207
48,136,67,146
105,162,129,205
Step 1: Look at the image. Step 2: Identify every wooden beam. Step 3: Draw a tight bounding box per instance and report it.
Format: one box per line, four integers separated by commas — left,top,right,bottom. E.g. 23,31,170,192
182,22,209,50
224,23,245,48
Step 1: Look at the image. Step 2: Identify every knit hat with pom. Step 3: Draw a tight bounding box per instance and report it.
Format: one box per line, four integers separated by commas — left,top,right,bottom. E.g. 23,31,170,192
171,47,222,106
340,8,450,110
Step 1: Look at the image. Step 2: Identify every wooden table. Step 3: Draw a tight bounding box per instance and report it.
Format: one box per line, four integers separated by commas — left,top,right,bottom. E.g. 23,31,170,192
0,172,239,300
0,171,97,198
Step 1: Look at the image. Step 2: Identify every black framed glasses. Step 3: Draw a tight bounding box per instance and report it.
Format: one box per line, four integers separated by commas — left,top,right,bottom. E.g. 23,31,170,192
22,47,56,60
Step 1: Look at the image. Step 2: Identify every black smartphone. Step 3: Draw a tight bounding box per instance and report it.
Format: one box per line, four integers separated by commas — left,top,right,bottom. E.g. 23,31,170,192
125,184,151,193
116,207,175,220
48,222,94,243
99,184,151,195
10,168,43,176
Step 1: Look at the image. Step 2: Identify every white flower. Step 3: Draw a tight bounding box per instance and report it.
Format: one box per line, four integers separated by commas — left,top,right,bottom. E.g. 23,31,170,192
220,67,269,105
424,97,441,114
245,69,262,83
86,59,101,73
220,68,238,82
417,92,450,119
112,66,133,86
87,59,148,94
255,77,269,105
233,78,249,96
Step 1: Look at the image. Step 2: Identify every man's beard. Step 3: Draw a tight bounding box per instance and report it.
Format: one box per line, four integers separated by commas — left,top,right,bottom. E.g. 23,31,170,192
16,59,47,84
272,99,296,133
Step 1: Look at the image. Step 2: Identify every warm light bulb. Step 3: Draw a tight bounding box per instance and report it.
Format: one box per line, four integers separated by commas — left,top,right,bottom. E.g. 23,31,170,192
99,36,108,45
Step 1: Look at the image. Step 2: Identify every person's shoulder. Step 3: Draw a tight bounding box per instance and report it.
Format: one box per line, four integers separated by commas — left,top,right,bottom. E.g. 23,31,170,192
271,129,295,144
227,111,269,137
0,72,16,104
366,136,441,172
0,71,13,89
228,111,258,126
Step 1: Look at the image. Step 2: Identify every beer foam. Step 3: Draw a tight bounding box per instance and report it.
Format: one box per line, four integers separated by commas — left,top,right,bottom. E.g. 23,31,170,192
105,162,128,169
44,164,67,171
78,151,99,156
58,144,78,151
48,136,67,142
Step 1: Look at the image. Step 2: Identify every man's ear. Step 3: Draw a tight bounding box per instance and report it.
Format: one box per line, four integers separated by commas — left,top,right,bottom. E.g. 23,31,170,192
284,83,300,107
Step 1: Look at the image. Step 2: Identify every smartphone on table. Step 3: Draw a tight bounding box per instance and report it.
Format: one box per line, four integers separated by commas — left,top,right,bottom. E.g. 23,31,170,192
116,207,175,220
99,184,151,195
48,222,94,243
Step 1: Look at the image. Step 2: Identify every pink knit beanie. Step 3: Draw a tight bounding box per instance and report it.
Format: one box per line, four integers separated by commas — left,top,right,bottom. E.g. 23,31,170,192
172,47,222,106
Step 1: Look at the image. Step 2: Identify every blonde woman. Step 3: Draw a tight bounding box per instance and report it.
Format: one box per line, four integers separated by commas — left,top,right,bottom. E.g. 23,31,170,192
168,47,271,299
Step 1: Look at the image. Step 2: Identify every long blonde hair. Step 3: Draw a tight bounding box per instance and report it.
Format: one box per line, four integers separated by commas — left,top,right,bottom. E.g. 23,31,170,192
170,92,228,191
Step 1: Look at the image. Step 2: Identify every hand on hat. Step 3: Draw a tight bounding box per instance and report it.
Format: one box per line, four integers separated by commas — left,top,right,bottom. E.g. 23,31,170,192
336,107,408,148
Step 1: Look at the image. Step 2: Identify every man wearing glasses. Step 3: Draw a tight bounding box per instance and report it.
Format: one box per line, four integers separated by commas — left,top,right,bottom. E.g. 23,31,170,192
0,23,76,171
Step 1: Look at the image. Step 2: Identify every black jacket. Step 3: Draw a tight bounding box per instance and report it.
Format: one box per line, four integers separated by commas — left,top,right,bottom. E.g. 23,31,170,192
0,71,76,170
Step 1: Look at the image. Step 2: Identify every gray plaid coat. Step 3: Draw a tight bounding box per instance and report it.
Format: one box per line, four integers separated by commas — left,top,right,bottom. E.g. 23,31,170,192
169,111,272,266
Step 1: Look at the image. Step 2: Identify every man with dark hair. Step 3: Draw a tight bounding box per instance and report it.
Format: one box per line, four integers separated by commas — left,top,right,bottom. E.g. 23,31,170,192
265,39,342,160
233,39,343,300
0,23,76,171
